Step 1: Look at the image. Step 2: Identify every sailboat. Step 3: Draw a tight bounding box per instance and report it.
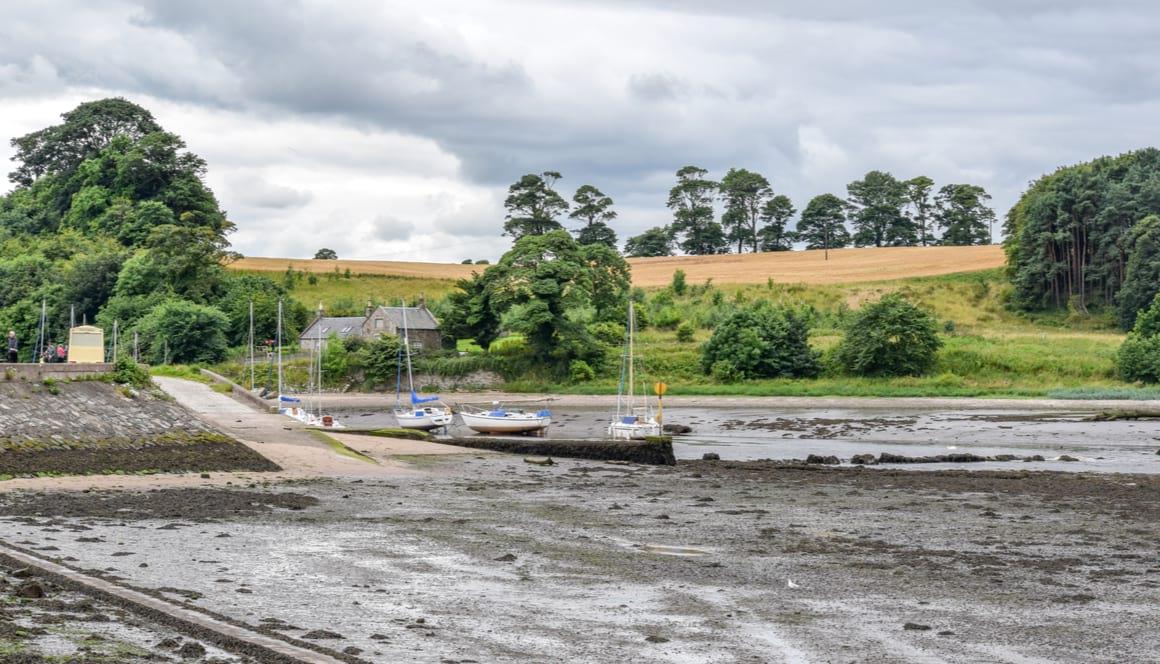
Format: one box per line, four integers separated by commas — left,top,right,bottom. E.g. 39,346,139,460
608,301,662,440
277,300,341,427
393,298,453,431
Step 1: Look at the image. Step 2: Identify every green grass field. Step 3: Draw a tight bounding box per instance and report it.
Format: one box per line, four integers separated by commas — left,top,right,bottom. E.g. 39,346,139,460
237,265,1144,399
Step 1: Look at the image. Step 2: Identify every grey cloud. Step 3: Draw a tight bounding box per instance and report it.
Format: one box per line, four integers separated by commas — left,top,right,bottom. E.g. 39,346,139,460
370,214,416,242
228,175,313,210
5,0,1160,257
628,73,687,102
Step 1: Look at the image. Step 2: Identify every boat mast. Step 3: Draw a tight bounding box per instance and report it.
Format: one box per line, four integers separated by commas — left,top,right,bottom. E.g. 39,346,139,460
627,300,635,411
276,299,283,400
401,298,416,400
316,302,323,421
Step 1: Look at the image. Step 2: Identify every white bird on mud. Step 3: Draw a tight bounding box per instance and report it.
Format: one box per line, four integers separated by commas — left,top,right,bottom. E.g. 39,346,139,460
786,579,800,589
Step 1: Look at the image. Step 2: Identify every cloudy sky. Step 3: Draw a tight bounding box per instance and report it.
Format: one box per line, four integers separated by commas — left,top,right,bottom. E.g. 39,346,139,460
1,1,1157,263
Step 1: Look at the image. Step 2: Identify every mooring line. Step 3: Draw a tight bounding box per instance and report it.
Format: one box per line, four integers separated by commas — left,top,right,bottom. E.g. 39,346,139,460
0,541,359,664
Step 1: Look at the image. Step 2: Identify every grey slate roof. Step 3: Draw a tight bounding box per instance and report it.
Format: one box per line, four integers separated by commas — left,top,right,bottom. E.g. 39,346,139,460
298,316,366,342
375,306,440,330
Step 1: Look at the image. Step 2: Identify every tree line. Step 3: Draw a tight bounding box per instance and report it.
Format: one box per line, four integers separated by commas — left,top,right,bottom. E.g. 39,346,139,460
495,167,997,259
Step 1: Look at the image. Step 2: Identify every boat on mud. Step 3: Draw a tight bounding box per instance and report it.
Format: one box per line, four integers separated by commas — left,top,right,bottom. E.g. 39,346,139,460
458,402,552,435
393,298,453,431
608,301,662,440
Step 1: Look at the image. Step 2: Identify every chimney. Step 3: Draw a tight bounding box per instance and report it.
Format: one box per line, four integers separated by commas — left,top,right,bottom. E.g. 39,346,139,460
419,292,426,308
317,301,324,318
365,300,373,318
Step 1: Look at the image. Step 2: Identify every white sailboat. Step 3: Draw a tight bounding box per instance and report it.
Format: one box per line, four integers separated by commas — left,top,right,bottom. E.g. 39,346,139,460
459,401,552,435
393,298,453,431
277,300,341,427
608,301,661,440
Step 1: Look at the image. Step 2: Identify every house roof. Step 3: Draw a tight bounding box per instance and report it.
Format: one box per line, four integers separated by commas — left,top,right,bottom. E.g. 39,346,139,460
373,306,440,330
298,316,366,341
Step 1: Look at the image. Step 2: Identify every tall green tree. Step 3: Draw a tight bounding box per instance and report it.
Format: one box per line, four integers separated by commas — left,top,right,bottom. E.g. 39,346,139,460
905,176,936,246
796,194,851,256
624,226,676,257
1005,148,1160,312
1117,215,1160,330
668,166,725,255
446,230,630,373
569,184,618,248
719,168,773,253
144,224,230,303
502,171,568,240
440,271,502,351
936,184,996,246
758,194,796,251
8,98,162,187
847,170,911,247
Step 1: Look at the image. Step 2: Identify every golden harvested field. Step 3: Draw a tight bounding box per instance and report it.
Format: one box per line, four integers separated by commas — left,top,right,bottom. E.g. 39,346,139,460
230,245,1006,288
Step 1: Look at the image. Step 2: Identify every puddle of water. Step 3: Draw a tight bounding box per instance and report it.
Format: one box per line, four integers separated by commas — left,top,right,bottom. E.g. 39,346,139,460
335,404,1160,474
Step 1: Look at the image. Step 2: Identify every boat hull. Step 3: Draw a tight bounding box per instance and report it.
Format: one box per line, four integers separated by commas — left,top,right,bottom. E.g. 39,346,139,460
608,420,662,440
395,406,454,431
460,412,551,434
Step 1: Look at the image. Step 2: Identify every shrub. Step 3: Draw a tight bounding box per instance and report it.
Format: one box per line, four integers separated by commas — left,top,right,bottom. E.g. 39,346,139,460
833,294,942,377
700,306,821,380
1116,293,1160,382
671,269,687,296
569,359,596,382
134,299,229,365
676,321,695,343
112,355,152,389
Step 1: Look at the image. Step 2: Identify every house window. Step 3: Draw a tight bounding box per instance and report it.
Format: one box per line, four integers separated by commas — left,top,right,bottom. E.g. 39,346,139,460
375,319,383,329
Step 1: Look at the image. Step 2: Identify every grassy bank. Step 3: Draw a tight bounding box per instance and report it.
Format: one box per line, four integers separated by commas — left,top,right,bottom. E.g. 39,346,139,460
207,266,1147,399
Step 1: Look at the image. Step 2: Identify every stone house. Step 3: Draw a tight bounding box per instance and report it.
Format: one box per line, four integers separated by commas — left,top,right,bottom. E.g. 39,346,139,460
299,298,442,352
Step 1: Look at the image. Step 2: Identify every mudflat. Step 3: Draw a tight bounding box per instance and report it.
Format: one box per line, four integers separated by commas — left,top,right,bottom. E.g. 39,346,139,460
2,378,1158,662
2,455,1158,662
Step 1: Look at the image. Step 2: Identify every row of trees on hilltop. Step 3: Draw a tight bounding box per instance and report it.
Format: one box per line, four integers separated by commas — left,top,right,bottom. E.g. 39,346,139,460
0,98,310,364
494,167,997,259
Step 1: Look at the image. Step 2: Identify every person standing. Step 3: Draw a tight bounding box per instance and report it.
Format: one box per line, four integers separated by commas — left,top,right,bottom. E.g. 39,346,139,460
6,330,17,363
56,343,66,363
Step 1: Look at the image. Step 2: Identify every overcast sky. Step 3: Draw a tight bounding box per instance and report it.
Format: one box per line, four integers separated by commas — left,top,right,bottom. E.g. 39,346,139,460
2,1,1157,263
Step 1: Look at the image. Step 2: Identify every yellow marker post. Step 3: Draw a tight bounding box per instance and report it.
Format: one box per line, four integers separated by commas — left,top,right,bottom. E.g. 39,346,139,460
653,382,667,426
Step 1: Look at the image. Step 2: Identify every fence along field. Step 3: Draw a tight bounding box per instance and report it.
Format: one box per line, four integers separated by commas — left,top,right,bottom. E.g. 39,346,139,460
229,245,1007,287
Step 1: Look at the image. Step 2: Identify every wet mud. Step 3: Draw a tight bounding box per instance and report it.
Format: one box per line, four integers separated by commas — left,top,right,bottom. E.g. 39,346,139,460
3,459,1159,662
0,436,280,478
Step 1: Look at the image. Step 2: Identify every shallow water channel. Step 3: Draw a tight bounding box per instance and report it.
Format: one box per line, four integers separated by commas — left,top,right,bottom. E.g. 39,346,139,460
336,404,1160,474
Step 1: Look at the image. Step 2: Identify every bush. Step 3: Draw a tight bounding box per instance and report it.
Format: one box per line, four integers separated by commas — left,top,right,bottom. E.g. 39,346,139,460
569,359,596,382
134,299,229,365
676,321,695,343
1115,293,1160,382
112,355,152,389
700,306,821,380
671,269,687,296
1115,335,1160,382
833,294,942,377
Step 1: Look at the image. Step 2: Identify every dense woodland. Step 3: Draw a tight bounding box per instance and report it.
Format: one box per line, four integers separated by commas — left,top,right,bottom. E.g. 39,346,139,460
3,98,1160,387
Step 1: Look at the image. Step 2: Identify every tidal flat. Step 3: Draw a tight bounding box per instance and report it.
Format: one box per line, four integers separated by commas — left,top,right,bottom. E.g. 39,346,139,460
2,453,1158,663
